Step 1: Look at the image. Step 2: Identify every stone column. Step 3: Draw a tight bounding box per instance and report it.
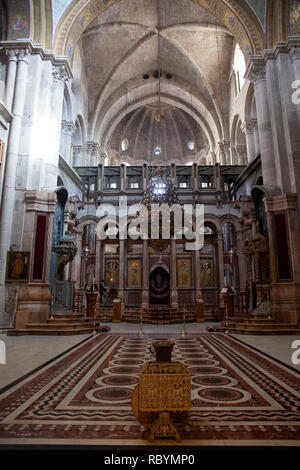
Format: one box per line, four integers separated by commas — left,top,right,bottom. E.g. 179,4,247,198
242,120,256,162
86,141,100,167
143,163,148,190
141,239,149,309
236,230,247,291
252,119,260,158
247,61,277,186
120,163,126,191
236,145,247,165
218,142,226,165
223,142,231,165
95,237,101,285
230,145,239,165
0,49,30,295
210,151,216,165
118,239,125,302
5,49,18,112
217,231,224,304
192,163,198,190
71,231,82,290
193,248,202,301
170,237,178,309
72,145,83,166
60,121,75,165
41,66,68,189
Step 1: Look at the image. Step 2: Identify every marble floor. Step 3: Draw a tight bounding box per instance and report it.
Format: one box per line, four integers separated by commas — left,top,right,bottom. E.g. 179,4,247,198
0,323,299,389
0,326,299,447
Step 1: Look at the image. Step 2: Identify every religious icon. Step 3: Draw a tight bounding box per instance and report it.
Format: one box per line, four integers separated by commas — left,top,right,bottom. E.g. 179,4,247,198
127,259,141,287
6,251,30,282
12,15,26,31
177,259,192,287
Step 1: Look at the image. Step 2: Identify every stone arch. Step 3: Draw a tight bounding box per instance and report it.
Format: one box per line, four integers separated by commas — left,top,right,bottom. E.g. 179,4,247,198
220,215,240,232
53,0,265,59
203,215,221,234
97,84,220,160
150,262,169,275
244,82,255,122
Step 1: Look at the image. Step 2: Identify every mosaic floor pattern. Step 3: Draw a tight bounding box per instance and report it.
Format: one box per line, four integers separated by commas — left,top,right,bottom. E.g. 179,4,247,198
0,334,299,446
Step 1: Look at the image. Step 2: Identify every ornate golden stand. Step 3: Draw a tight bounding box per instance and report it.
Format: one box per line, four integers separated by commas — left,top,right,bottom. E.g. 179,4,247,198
137,362,191,442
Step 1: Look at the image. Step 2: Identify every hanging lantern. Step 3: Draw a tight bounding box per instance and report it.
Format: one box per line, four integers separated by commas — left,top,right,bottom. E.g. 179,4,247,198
121,138,129,152
187,140,195,151
154,146,161,156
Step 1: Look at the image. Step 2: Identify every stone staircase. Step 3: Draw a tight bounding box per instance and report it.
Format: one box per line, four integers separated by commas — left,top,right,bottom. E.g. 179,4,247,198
7,314,105,336
226,314,300,335
101,306,196,324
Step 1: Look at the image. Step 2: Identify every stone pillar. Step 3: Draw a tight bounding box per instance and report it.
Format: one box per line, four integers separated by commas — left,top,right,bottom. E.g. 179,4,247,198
72,145,83,166
223,142,231,165
193,248,202,301
217,231,224,304
210,151,216,165
95,237,101,285
71,231,82,290
120,163,126,191
252,119,260,158
218,142,226,165
4,49,18,112
230,145,239,165
236,145,247,165
41,66,68,190
141,239,149,309
118,239,125,302
192,163,198,190
242,120,256,163
0,49,30,308
246,61,277,186
143,163,148,190
170,237,178,309
236,230,247,291
60,120,75,165
14,191,56,329
86,141,100,167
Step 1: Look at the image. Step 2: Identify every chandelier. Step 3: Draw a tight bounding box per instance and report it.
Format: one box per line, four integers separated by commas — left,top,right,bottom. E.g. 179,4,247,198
141,161,180,208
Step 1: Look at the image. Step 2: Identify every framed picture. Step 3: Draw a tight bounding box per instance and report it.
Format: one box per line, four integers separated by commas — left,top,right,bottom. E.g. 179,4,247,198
177,258,192,287
6,251,31,282
127,259,142,287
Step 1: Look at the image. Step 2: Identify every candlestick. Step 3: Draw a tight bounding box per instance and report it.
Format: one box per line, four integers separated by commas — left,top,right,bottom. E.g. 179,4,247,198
181,305,187,337
50,292,54,320
139,310,144,336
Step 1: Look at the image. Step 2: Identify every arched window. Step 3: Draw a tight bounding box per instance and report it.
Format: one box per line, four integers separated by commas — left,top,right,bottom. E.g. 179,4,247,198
233,44,246,93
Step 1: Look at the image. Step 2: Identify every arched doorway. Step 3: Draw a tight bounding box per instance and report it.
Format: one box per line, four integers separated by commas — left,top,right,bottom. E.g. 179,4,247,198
149,267,170,305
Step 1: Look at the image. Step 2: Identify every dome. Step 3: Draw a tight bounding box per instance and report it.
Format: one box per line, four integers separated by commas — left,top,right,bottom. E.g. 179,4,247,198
108,104,208,165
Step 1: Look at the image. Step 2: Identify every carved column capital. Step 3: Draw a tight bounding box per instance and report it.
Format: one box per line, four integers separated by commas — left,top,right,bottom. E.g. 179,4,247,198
17,48,30,63
289,46,300,63
5,49,18,61
242,120,255,135
52,66,68,85
247,62,266,84
61,120,76,136
86,141,100,157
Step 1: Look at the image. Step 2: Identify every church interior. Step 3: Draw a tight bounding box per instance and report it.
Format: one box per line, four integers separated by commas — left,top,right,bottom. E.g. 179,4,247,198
0,0,299,451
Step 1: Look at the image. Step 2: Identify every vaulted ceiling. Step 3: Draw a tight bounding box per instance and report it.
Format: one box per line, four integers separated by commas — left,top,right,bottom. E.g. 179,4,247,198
73,0,237,163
